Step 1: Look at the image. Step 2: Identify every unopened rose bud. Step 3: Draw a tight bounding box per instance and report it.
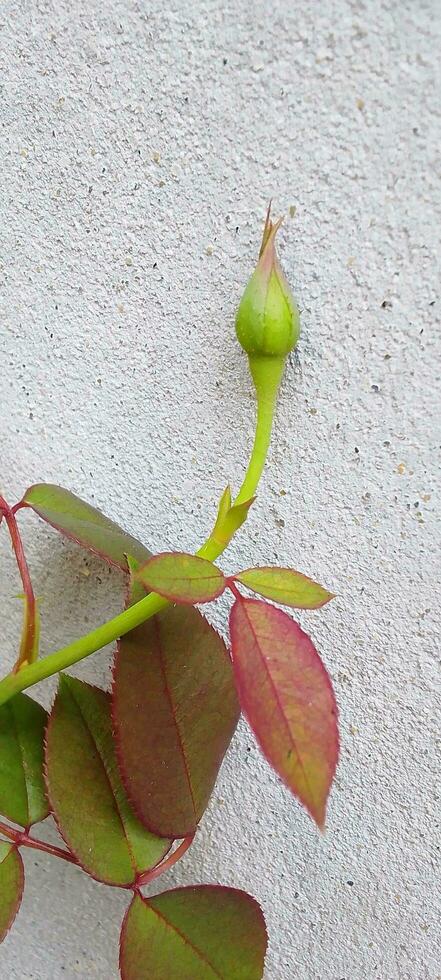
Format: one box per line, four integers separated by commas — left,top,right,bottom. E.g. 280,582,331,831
236,205,300,358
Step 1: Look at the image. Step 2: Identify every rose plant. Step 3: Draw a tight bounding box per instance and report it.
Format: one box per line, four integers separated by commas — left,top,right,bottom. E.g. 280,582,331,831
0,207,339,979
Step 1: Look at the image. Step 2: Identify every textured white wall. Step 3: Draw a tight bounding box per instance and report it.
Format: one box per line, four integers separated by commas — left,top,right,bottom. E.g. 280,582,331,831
1,1,440,978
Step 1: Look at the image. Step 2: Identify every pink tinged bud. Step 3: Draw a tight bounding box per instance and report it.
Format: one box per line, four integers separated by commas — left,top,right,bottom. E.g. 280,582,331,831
236,205,300,358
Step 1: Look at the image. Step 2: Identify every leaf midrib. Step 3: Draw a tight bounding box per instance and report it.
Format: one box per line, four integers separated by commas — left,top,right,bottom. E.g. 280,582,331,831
147,901,224,979
65,684,138,879
237,600,315,810
153,617,198,825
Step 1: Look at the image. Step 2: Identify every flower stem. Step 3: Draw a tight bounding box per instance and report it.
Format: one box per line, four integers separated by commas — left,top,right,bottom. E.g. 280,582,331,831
0,356,285,706
234,355,284,506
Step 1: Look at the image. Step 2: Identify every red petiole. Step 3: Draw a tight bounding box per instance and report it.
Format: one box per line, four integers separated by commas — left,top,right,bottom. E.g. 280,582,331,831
135,834,195,889
0,816,194,888
0,495,37,672
0,819,79,865
227,578,243,601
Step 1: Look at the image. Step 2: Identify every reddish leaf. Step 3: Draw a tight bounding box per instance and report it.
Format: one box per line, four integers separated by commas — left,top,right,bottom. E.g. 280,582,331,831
22,484,150,570
120,886,267,980
0,842,24,943
0,693,49,827
229,598,338,828
136,553,226,603
113,604,240,838
235,566,334,609
45,677,170,886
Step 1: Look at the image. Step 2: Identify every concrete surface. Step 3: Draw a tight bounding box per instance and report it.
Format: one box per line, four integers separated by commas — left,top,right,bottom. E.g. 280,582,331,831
1,1,440,978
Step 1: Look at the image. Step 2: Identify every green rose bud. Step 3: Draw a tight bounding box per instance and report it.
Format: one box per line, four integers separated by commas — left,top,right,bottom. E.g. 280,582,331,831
236,205,300,358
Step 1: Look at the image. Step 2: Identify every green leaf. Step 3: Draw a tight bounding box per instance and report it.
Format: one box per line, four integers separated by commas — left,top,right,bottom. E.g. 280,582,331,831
229,598,339,829
113,602,240,838
0,694,49,827
235,566,335,609
120,886,267,980
22,484,151,570
45,677,170,886
0,842,24,943
136,553,227,604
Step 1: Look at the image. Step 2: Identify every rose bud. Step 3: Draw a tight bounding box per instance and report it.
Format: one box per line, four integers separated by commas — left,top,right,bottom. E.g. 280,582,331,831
236,204,300,359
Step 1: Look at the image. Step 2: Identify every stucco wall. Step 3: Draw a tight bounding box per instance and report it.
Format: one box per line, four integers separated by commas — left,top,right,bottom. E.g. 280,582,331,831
1,1,440,978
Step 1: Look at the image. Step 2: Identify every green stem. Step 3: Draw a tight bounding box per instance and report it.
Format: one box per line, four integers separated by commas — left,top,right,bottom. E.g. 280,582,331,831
0,592,169,704
0,356,284,706
235,356,284,506
198,356,284,562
